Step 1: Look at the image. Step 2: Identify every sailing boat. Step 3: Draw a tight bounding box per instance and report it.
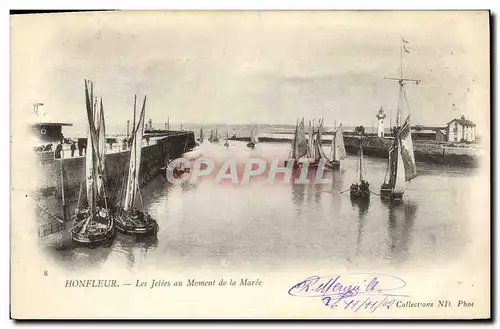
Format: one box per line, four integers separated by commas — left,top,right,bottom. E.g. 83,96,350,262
380,37,419,201
213,127,220,143
199,126,204,143
350,137,370,200
313,118,344,169
71,80,115,247
247,127,258,149
172,136,193,178
115,95,159,237
224,132,229,148
305,120,317,165
285,118,307,169
330,123,347,169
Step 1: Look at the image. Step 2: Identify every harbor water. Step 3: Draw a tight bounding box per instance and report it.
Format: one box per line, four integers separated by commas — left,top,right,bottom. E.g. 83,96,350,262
47,141,475,272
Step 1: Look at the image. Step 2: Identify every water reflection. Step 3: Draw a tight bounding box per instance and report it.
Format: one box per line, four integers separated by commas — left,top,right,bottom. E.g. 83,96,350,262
314,181,322,204
385,200,418,262
55,242,113,271
44,141,467,270
112,234,159,269
331,168,345,192
291,179,305,216
350,198,370,256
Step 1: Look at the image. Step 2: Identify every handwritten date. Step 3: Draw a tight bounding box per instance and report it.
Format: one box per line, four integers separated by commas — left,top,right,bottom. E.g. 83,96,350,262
288,273,409,313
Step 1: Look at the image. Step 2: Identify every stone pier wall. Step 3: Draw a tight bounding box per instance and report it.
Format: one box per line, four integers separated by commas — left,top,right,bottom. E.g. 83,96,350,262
32,131,196,228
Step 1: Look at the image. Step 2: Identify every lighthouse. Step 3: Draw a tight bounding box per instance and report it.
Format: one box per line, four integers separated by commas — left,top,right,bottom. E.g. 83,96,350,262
376,107,387,137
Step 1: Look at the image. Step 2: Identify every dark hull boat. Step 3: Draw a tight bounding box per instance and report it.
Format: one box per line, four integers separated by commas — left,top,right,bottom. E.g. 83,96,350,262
350,182,370,199
315,119,345,170
379,38,419,201
379,183,403,201
350,138,370,200
71,79,116,248
315,143,340,169
116,94,159,238
71,209,115,247
380,124,417,202
209,128,219,143
115,211,159,237
199,126,204,143
247,128,258,149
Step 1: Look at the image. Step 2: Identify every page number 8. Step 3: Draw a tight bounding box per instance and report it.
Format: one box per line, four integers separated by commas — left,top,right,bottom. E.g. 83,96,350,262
44,270,48,276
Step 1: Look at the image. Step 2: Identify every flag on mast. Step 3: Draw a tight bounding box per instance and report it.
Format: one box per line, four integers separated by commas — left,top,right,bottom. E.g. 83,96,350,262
402,37,410,44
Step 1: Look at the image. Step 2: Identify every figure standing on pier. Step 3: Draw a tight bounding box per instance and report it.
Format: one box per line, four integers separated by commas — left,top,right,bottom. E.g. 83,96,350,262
77,138,84,156
70,142,77,157
55,141,63,159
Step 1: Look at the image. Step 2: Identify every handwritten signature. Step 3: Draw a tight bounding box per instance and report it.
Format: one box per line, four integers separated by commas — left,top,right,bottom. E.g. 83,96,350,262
288,273,409,313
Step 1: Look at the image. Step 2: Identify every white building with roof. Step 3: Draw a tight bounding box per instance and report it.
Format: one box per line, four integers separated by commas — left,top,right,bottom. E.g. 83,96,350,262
446,115,476,143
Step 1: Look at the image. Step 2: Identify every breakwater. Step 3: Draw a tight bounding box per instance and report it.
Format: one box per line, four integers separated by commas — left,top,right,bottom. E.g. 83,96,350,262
230,135,479,167
32,131,196,235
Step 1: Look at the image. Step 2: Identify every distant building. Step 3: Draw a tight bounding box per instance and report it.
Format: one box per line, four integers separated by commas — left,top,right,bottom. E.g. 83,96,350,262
446,115,476,142
411,128,447,143
436,129,447,143
30,122,72,143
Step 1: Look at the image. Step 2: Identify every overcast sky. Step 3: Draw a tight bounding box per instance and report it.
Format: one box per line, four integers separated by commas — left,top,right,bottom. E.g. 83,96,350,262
11,11,489,135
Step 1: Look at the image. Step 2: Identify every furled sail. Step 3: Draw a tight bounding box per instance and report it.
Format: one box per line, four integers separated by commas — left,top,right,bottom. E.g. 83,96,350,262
289,120,299,158
295,119,308,159
314,119,324,162
397,116,418,181
85,124,96,211
387,138,398,188
317,118,324,143
84,80,99,213
315,135,329,163
308,120,315,160
250,128,259,144
393,139,406,194
331,123,347,161
96,98,106,195
123,95,147,212
358,143,365,183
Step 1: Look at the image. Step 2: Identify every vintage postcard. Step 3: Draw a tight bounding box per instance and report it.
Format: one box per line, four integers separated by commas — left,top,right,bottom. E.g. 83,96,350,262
10,10,490,319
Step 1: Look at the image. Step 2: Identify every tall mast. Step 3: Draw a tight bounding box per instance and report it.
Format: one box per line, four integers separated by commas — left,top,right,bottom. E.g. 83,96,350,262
400,38,403,80
132,95,137,143
383,37,420,129
359,142,364,182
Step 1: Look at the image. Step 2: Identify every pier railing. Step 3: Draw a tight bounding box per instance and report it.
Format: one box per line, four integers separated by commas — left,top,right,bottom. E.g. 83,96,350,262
38,221,65,237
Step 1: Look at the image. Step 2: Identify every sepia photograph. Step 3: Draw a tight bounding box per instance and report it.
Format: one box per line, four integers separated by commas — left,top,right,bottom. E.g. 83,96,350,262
10,10,490,319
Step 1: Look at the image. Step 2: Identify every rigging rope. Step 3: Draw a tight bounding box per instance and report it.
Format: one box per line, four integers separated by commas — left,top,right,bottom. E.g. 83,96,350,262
27,194,64,223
